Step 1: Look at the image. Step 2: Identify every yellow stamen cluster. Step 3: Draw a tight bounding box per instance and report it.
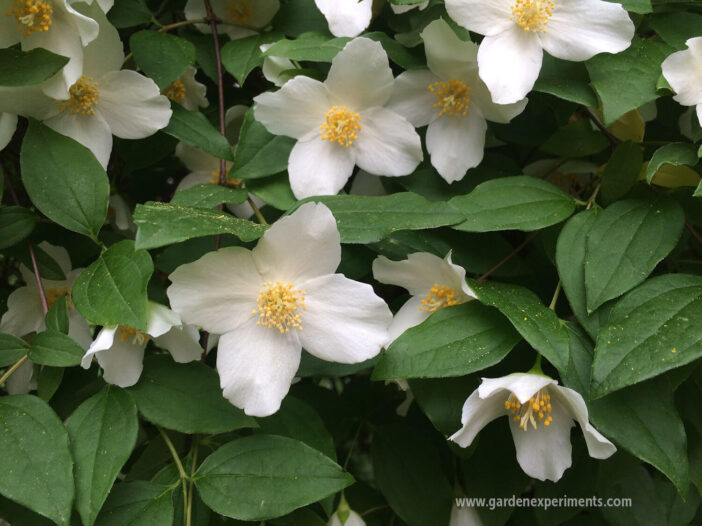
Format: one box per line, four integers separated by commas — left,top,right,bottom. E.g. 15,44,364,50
56,76,100,116
420,284,458,313
227,0,252,25
46,286,72,310
253,281,306,334
320,106,362,148
7,0,52,36
511,0,554,33
162,80,186,103
428,79,471,117
117,326,149,345
505,389,553,431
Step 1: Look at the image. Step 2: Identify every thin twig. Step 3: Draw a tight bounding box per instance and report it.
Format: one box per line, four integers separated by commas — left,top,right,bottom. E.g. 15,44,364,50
687,221,702,246
477,231,540,282
158,427,188,480
186,441,198,526
247,196,268,225
548,281,562,311
0,355,29,386
583,107,618,148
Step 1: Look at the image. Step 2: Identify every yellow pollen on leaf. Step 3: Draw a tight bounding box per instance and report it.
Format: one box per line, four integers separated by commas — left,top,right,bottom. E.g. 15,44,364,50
504,389,553,431
46,286,72,310
320,106,362,148
420,284,458,313
511,0,554,33
208,171,241,186
7,0,52,36
227,0,252,25
428,79,471,117
162,80,186,103
117,326,149,345
56,76,100,116
253,281,306,334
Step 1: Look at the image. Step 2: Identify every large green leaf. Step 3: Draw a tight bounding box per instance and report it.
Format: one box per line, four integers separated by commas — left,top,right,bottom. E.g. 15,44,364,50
20,120,109,240
94,482,174,526
591,274,702,397
372,302,521,380
541,120,609,157
28,330,84,367
533,54,598,107
221,34,268,84
195,435,353,521
600,141,643,205
0,395,74,526
584,197,685,312
163,104,234,161
0,48,69,86
449,176,575,232
72,240,153,331
646,142,699,184
129,30,196,89
67,386,139,526
0,206,38,249
262,32,349,62
0,333,29,367
649,11,702,49
410,376,479,436
170,184,248,208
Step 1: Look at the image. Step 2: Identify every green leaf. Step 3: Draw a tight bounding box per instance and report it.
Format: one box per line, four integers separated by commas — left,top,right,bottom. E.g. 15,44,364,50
604,0,651,13
584,197,685,311
695,180,702,198
3,242,67,281
561,323,594,398
591,274,702,397
469,279,570,373
0,206,38,249
106,0,151,28
364,32,425,70
449,176,575,232
94,482,174,526
600,141,644,205
72,240,153,331
45,294,69,334
37,366,63,402
646,142,699,184
28,330,83,367
263,32,349,62
533,54,598,107
163,104,234,161
0,333,29,367
67,386,139,526
228,108,296,180
247,173,297,211
129,30,196,89
133,202,268,249
128,356,256,434
410,376,479,436
541,119,609,157
372,302,521,380
221,34,267,84
20,120,109,240
649,11,702,49
0,48,69,86
170,184,248,208
0,395,74,526
195,435,353,521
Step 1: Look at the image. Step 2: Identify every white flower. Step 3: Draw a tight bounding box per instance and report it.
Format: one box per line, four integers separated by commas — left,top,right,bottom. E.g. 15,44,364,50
315,0,372,37
81,302,203,388
108,194,135,233
388,18,527,182
328,510,366,526
0,113,17,151
449,373,616,482
253,38,422,199
450,503,483,526
372,251,476,343
167,202,392,416
161,66,209,111
184,0,279,40
391,1,429,14
445,0,634,104
661,37,702,127
260,43,295,87
4,359,37,395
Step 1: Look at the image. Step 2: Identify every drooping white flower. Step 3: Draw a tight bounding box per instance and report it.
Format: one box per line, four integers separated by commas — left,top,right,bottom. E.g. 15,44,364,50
388,18,527,182
449,373,616,482
260,43,295,87
161,66,209,111
661,37,702,127
81,302,203,388
0,113,17,151
328,510,366,526
315,0,372,37
444,0,634,104
167,202,392,417
253,38,422,199
391,1,429,14
184,0,279,40
450,503,483,526
372,251,476,343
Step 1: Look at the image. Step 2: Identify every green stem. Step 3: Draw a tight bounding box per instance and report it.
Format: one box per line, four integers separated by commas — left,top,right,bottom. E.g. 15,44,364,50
548,281,562,311
185,441,198,526
158,427,188,480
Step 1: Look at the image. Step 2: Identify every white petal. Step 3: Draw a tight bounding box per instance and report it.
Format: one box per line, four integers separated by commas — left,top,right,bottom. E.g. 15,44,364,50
146,302,181,338
37,242,72,275
470,79,528,124
6,359,36,395
388,70,441,127
175,172,215,194
252,202,341,283
95,338,147,388
224,104,247,143
421,18,479,81
0,86,56,119
478,373,556,404
167,247,262,334
44,111,113,169
353,107,422,176
97,70,172,139
386,296,431,344
68,312,93,350
477,27,543,105
227,194,264,219
661,37,702,107
449,388,507,447
287,135,355,199
697,104,702,127
108,194,134,231
0,286,45,337
426,111,487,183
179,66,209,111
153,325,203,363
0,113,17,151
444,0,513,36
325,38,394,109
79,1,124,77
176,142,220,174
81,326,117,369
184,0,208,32
246,0,280,27
349,171,387,196
297,273,391,363
328,510,366,526
391,1,428,14
222,25,258,40
217,322,301,417
314,0,372,37
0,4,20,47
261,44,295,87
449,504,483,526
60,0,100,45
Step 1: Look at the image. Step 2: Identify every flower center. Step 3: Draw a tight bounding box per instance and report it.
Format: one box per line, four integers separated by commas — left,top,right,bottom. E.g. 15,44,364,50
320,106,362,148
505,389,553,431
253,281,306,334
420,284,458,313
162,80,186,103
56,76,100,116
227,0,252,25
428,80,470,117
46,286,72,310
7,0,52,36
117,326,149,346
511,0,554,33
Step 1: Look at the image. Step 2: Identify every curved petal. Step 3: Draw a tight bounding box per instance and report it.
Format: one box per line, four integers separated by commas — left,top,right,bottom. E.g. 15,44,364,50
247,0,280,27
37,242,72,275
426,111,487,183
167,246,262,334
44,111,113,168
175,172,216,194
252,202,341,283
95,338,147,388
146,302,181,338
261,44,295,87
449,388,507,447
387,296,431,344
180,66,209,111
68,312,93,350
81,326,117,368
222,25,258,40
217,322,301,417
0,286,44,337
153,325,203,363
80,1,124,77
287,135,355,199
477,27,543,105
6,359,36,395
176,142,219,174
662,38,702,107
471,81,528,124
0,86,56,119
478,373,556,403
422,18,479,81
224,104,248,143
184,0,209,33
314,0,372,37
60,0,100,45
444,0,513,36
388,70,441,127
0,113,17,151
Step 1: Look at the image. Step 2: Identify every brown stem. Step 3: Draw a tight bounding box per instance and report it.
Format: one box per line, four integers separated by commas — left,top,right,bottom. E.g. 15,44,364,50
687,221,702,246
477,231,540,282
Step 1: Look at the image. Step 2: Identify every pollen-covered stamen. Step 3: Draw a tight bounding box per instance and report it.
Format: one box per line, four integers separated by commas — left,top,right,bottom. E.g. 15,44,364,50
117,326,149,346
428,79,471,117
511,0,554,33
162,80,186,103
7,0,52,36
46,286,73,310
227,0,252,25
56,76,100,116
320,106,362,148
253,281,306,334
505,389,553,431
420,284,458,313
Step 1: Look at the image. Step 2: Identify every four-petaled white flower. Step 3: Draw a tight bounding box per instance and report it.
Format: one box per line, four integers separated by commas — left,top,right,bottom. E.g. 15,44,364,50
161,66,209,111
167,202,392,417
444,0,634,104
314,0,372,37
253,38,422,199
388,18,527,182
661,37,702,127
0,113,17,151
185,0,279,40
81,302,203,388
449,373,616,482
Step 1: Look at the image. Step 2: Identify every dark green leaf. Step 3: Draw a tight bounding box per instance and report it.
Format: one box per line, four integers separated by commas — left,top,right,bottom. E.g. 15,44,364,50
28,330,84,367
0,333,29,367
534,54,598,107
45,294,69,334
364,32,425,70
0,206,38,249
646,142,699,184
94,482,174,526
410,376,479,436
541,119,609,157
0,48,69,86
107,0,151,28
36,366,63,402
221,34,267,84
247,173,297,211
649,11,702,49
263,32,349,62
129,30,196,89
170,184,248,208
163,105,234,161
600,141,644,204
